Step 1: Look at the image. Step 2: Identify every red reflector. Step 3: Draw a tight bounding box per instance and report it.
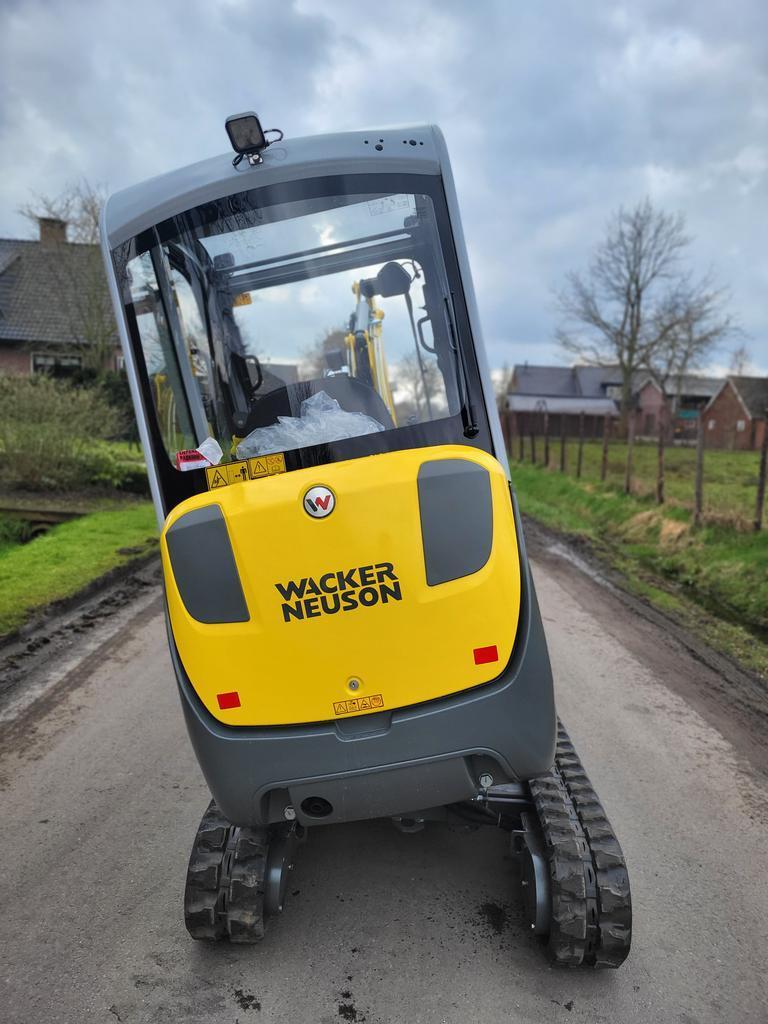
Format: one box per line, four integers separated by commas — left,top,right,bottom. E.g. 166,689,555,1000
473,645,498,665
217,691,241,710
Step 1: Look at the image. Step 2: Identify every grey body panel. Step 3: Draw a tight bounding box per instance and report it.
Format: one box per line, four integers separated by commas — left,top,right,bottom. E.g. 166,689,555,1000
288,758,476,826
170,493,556,827
102,126,442,249
417,459,492,586
165,505,249,624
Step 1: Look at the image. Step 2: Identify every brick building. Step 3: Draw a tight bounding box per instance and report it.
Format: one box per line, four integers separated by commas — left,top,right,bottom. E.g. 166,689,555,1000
632,375,720,440
0,218,119,377
703,376,768,451
507,364,720,441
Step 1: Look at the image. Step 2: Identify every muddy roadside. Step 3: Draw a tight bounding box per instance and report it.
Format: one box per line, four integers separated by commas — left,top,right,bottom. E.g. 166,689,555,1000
524,516,768,782
0,558,162,718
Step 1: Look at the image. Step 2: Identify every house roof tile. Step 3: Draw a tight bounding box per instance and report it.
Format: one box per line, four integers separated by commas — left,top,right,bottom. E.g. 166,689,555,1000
0,237,113,348
729,376,768,418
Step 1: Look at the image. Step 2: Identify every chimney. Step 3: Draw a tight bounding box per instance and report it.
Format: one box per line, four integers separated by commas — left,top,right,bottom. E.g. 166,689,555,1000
38,217,68,247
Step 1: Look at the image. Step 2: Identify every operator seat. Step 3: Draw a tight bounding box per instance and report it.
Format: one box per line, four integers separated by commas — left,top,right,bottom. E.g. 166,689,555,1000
240,374,394,436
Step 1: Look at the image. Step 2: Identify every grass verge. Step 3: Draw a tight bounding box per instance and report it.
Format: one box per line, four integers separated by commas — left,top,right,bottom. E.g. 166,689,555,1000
511,461,768,681
0,502,158,638
518,438,763,526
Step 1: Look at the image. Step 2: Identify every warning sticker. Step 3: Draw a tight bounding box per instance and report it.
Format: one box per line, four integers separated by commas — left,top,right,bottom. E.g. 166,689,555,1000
333,694,384,716
226,461,250,485
205,467,229,489
206,453,288,490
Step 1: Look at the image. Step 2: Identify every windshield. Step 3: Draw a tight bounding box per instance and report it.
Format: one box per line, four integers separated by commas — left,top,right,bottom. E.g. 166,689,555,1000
118,175,481,473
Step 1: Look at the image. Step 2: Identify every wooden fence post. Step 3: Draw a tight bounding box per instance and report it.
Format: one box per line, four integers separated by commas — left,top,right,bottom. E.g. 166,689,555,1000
500,410,511,458
543,412,550,469
624,415,635,495
517,415,524,462
694,413,705,527
601,415,610,482
560,416,567,472
576,412,585,479
754,409,768,531
656,400,666,505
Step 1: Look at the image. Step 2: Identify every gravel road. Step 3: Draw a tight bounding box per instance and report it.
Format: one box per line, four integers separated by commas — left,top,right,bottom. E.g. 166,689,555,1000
1,542,766,1024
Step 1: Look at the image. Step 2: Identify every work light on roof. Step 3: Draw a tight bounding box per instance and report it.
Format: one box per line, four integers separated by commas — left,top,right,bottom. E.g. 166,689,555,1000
225,111,283,168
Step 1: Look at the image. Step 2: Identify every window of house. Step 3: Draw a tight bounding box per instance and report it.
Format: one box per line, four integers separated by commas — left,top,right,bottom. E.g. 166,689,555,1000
736,419,746,432
32,352,83,378
708,418,715,430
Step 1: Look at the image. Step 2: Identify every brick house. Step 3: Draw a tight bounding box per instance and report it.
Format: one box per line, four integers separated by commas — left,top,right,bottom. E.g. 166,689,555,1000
507,364,721,440
632,375,721,440
703,376,768,451
505,364,619,438
0,217,119,377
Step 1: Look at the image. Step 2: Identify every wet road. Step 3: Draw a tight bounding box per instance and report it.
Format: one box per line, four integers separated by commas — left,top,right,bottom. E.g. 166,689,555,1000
1,549,766,1024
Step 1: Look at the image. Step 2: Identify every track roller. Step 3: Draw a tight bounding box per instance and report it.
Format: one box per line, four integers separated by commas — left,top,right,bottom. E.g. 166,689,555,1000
184,800,303,943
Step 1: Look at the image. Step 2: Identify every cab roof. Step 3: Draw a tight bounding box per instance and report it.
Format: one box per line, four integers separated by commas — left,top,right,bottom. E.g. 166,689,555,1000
102,124,445,249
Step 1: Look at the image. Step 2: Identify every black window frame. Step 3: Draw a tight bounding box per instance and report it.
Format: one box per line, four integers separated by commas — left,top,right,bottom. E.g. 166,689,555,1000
113,172,493,517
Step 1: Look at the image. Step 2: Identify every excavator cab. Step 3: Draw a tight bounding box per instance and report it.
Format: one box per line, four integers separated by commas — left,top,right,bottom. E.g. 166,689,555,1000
101,114,631,965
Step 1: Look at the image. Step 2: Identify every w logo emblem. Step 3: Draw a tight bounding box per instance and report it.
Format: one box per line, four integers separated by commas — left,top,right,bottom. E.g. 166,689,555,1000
303,486,336,518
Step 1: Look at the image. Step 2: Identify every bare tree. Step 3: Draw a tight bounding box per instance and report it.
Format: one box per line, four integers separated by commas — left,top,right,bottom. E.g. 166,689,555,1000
643,278,737,503
729,343,752,375
557,198,734,429
494,362,514,412
396,352,442,421
18,181,118,376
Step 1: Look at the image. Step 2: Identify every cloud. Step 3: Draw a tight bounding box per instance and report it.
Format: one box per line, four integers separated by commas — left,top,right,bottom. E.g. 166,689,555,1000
1,0,766,371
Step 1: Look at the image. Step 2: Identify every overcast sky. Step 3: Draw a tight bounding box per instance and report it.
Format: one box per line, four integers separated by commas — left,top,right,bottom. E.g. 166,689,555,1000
1,0,766,373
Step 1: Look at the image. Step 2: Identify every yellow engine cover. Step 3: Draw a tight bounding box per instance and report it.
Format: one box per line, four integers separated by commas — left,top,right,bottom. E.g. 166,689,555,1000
162,445,521,726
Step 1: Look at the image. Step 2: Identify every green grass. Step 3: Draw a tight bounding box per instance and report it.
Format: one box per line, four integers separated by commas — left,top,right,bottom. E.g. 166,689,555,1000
0,502,158,638
511,460,768,680
517,437,763,526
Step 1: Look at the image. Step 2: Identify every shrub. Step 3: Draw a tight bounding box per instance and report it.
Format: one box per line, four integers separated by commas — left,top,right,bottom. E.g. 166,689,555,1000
100,370,139,442
0,515,33,549
0,376,126,491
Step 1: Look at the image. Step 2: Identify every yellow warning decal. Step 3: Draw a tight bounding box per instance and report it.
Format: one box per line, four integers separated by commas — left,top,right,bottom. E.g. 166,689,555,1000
334,694,384,716
205,453,287,490
265,453,286,475
205,467,229,489
226,461,250,485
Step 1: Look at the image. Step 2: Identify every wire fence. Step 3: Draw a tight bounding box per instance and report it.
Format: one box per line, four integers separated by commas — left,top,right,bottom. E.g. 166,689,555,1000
500,409,768,531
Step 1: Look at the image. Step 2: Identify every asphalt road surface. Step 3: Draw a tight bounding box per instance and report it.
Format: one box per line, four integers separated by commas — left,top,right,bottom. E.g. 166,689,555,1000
1,545,767,1024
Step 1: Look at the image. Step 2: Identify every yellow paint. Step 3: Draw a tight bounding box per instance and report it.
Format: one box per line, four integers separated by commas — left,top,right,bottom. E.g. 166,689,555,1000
232,292,252,306
162,445,521,726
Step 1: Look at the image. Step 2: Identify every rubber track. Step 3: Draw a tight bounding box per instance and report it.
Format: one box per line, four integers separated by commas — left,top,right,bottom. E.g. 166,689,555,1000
528,721,632,967
184,800,269,943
